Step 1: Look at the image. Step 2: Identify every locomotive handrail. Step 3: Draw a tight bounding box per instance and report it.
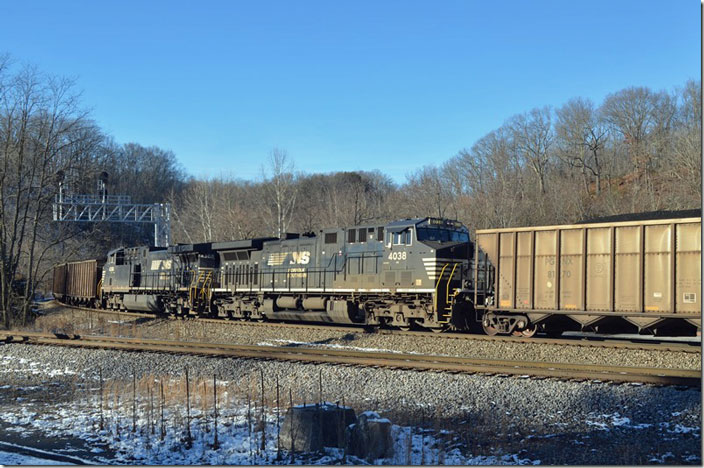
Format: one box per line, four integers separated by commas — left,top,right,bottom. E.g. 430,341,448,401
446,262,459,301
252,251,386,294
434,263,450,313
441,262,461,324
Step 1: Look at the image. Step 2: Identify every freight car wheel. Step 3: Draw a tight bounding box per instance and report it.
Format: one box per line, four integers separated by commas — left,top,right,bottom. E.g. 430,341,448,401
482,320,499,336
513,324,537,338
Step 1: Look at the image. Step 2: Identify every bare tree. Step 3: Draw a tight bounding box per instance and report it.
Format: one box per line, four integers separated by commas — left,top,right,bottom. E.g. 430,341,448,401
287,171,393,232
667,80,701,207
600,86,679,210
452,126,527,228
600,87,672,173
323,171,392,226
0,60,100,327
171,177,266,243
262,148,297,238
191,179,216,241
107,143,185,204
555,98,610,194
509,107,554,194
405,166,454,219
220,181,264,240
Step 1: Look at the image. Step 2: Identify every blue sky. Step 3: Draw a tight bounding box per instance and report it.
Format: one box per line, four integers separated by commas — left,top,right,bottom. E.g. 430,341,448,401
1,1,700,182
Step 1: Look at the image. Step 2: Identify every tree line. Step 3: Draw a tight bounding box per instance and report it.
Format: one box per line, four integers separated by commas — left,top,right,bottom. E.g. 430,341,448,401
0,57,184,326
174,80,701,240
0,54,700,327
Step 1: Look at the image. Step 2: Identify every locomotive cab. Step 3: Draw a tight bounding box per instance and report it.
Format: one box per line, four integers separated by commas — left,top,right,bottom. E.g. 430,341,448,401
372,217,474,330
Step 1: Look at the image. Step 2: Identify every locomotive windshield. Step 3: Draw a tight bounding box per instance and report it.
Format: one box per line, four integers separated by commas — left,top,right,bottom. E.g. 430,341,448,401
416,227,469,243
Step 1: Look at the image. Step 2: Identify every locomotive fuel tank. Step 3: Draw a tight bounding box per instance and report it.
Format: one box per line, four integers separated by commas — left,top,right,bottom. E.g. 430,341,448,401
265,298,364,324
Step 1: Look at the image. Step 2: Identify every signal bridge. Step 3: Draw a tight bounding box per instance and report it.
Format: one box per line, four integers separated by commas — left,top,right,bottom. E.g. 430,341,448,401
52,172,171,247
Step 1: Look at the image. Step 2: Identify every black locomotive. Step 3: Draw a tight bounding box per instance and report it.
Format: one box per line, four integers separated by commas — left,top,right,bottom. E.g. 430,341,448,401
74,217,483,332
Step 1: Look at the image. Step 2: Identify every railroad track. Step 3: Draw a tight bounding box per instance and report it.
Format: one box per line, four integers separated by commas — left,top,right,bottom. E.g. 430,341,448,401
0,331,700,387
48,302,702,354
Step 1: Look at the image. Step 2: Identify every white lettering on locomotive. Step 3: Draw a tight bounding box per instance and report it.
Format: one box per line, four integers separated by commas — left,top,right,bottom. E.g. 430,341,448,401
290,251,311,265
150,259,172,270
268,251,311,266
388,251,407,261
288,267,307,278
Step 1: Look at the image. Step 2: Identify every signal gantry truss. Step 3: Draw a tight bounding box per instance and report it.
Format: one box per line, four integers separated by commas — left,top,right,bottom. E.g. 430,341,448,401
52,193,171,247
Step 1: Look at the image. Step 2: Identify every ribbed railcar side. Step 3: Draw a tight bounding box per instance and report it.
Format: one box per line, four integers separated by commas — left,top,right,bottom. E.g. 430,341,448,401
475,216,702,335
52,259,102,305
52,263,67,301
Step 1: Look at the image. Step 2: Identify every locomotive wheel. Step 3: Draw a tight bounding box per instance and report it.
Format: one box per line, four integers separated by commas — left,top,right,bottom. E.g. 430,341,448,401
482,320,499,336
398,326,411,332
430,327,445,334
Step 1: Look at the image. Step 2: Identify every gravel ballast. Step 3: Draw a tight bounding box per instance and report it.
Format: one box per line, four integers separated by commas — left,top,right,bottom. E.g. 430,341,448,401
29,305,702,371
0,339,701,465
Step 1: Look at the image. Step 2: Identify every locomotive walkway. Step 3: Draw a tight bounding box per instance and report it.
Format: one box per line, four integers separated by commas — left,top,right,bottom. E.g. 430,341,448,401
1,330,699,387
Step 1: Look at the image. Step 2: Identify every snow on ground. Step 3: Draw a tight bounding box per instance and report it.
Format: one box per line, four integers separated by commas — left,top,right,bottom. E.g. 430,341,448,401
583,411,700,436
0,450,71,465
257,338,420,355
0,355,78,378
0,385,538,465
0,342,698,464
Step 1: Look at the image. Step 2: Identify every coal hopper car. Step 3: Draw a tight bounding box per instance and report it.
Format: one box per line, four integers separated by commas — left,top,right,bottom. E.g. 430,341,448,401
473,213,702,336
52,259,103,306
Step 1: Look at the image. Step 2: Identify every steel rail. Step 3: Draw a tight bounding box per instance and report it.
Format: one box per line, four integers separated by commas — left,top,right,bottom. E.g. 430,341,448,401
50,302,701,354
1,331,700,387
55,305,155,319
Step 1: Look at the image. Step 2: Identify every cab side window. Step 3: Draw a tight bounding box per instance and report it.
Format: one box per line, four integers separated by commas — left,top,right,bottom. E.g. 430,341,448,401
393,232,402,245
392,229,413,246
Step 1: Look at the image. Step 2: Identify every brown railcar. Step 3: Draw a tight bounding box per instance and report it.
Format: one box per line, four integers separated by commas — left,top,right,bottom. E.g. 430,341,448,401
475,215,701,335
52,259,103,305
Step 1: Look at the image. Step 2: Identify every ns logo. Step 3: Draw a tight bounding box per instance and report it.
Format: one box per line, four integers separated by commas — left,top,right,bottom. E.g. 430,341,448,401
290,251,311,265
